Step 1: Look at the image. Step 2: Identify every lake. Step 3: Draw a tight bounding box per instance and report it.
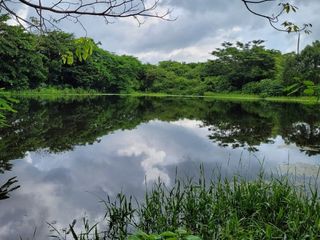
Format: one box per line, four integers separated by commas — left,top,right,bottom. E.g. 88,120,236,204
0,96,320,239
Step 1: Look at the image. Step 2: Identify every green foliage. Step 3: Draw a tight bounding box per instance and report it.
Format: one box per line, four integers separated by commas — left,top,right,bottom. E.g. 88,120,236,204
62,37,95,64
282,41,320,91
50,166,320,240
281,53,302,86
1,13,320,97
105,169,320,239
0,88,18,127
0,15,142,93
285,80,320,100
299,41,320,84
142,63,203,95
63,49,143,92
38,31,75,85
6,87,100,100
207,41,279,90
0,15,47,89
242,79,284,96
201,76,232,93
128,229,201,240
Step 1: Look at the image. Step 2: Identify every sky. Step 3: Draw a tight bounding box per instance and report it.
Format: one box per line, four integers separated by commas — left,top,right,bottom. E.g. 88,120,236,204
7,0,320,63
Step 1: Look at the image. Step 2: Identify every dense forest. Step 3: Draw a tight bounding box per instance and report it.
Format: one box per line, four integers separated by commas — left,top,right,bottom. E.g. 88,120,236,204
0,14,320,97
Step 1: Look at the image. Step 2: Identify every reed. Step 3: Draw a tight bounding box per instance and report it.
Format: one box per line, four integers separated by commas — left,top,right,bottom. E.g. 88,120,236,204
52,167,320,240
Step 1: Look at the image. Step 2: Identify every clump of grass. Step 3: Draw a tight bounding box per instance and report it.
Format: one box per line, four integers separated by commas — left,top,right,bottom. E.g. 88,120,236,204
55,168,320,240
128,229,201,240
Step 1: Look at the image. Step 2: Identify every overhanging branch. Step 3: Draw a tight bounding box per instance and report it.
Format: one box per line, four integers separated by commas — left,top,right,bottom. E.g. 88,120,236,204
241,0,312,34
0,0,174,31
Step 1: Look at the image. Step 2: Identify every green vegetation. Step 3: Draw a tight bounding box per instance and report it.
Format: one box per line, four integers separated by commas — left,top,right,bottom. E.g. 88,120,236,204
2,90,319,105
49,168,320,240
1,14,320,100
2,87,101,101
0,89,17,127
128,230,201,240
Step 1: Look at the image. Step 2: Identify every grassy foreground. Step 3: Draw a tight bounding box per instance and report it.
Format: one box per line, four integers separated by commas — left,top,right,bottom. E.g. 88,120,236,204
1,88,319,104
51,169,320,240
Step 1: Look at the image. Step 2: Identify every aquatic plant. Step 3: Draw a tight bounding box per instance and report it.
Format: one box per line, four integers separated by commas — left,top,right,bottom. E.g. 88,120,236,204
52,167,320,239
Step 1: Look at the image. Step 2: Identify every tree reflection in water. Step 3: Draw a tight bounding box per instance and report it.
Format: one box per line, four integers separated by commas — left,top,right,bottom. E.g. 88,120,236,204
0,96,319,171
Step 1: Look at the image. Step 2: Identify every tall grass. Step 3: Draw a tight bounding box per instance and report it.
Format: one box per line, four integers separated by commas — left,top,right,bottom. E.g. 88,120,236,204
52,167,320,240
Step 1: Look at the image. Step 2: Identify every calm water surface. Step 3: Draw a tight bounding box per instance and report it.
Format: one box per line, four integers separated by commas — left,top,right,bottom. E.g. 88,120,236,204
0,96,320,239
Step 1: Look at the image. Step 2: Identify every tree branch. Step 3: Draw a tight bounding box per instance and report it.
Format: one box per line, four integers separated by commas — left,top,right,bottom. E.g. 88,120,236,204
241,0,312,34
0,0,174,31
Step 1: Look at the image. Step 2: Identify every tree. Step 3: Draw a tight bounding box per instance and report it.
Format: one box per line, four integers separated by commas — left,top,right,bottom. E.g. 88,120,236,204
282,41,320,86
207,41,279,90
0,0,172,31
282,41,320,98
62,48,143,92
0,14,47,89
299,41,320,84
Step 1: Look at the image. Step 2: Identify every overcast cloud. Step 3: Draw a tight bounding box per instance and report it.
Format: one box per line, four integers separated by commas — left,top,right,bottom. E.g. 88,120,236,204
10,1,320,62
54,0,319,63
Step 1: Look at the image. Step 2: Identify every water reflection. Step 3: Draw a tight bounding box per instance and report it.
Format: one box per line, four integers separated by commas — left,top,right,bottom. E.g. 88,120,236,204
0,96,320,239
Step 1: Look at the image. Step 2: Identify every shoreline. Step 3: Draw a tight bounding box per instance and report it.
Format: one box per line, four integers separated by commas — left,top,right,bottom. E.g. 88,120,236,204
1,89,319,104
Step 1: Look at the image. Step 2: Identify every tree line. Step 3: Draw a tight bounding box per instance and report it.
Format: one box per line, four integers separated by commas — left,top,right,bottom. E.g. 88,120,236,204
1,14,320,97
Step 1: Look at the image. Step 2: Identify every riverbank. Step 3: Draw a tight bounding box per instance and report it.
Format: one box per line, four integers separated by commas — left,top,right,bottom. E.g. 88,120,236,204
0,87,101,100
1,88,319,104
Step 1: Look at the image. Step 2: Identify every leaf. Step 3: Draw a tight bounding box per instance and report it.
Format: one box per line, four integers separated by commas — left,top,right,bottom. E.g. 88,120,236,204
160,231,177,238
127,236,141,240
148,234,162,240
134,230,150,238
69,224,78,240
303,88,315,96
82,50,89,61
284,83,299,92
287,87,302,96
303,80,315,86
175,228,188,236
185,236,202,240
67,55,74,65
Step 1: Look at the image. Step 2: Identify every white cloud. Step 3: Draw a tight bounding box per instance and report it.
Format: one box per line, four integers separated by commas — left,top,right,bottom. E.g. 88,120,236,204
24,151,32,164
170,119,202,129
118,143,170,184
7,4,29,27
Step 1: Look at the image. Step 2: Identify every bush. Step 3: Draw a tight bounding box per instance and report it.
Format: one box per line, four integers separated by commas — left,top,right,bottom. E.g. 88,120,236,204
242,79,284,96
202,76,232,93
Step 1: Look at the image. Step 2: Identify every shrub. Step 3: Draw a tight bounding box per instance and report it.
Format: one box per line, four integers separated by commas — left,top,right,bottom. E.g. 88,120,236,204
242,79,284,96
202,76,232,93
